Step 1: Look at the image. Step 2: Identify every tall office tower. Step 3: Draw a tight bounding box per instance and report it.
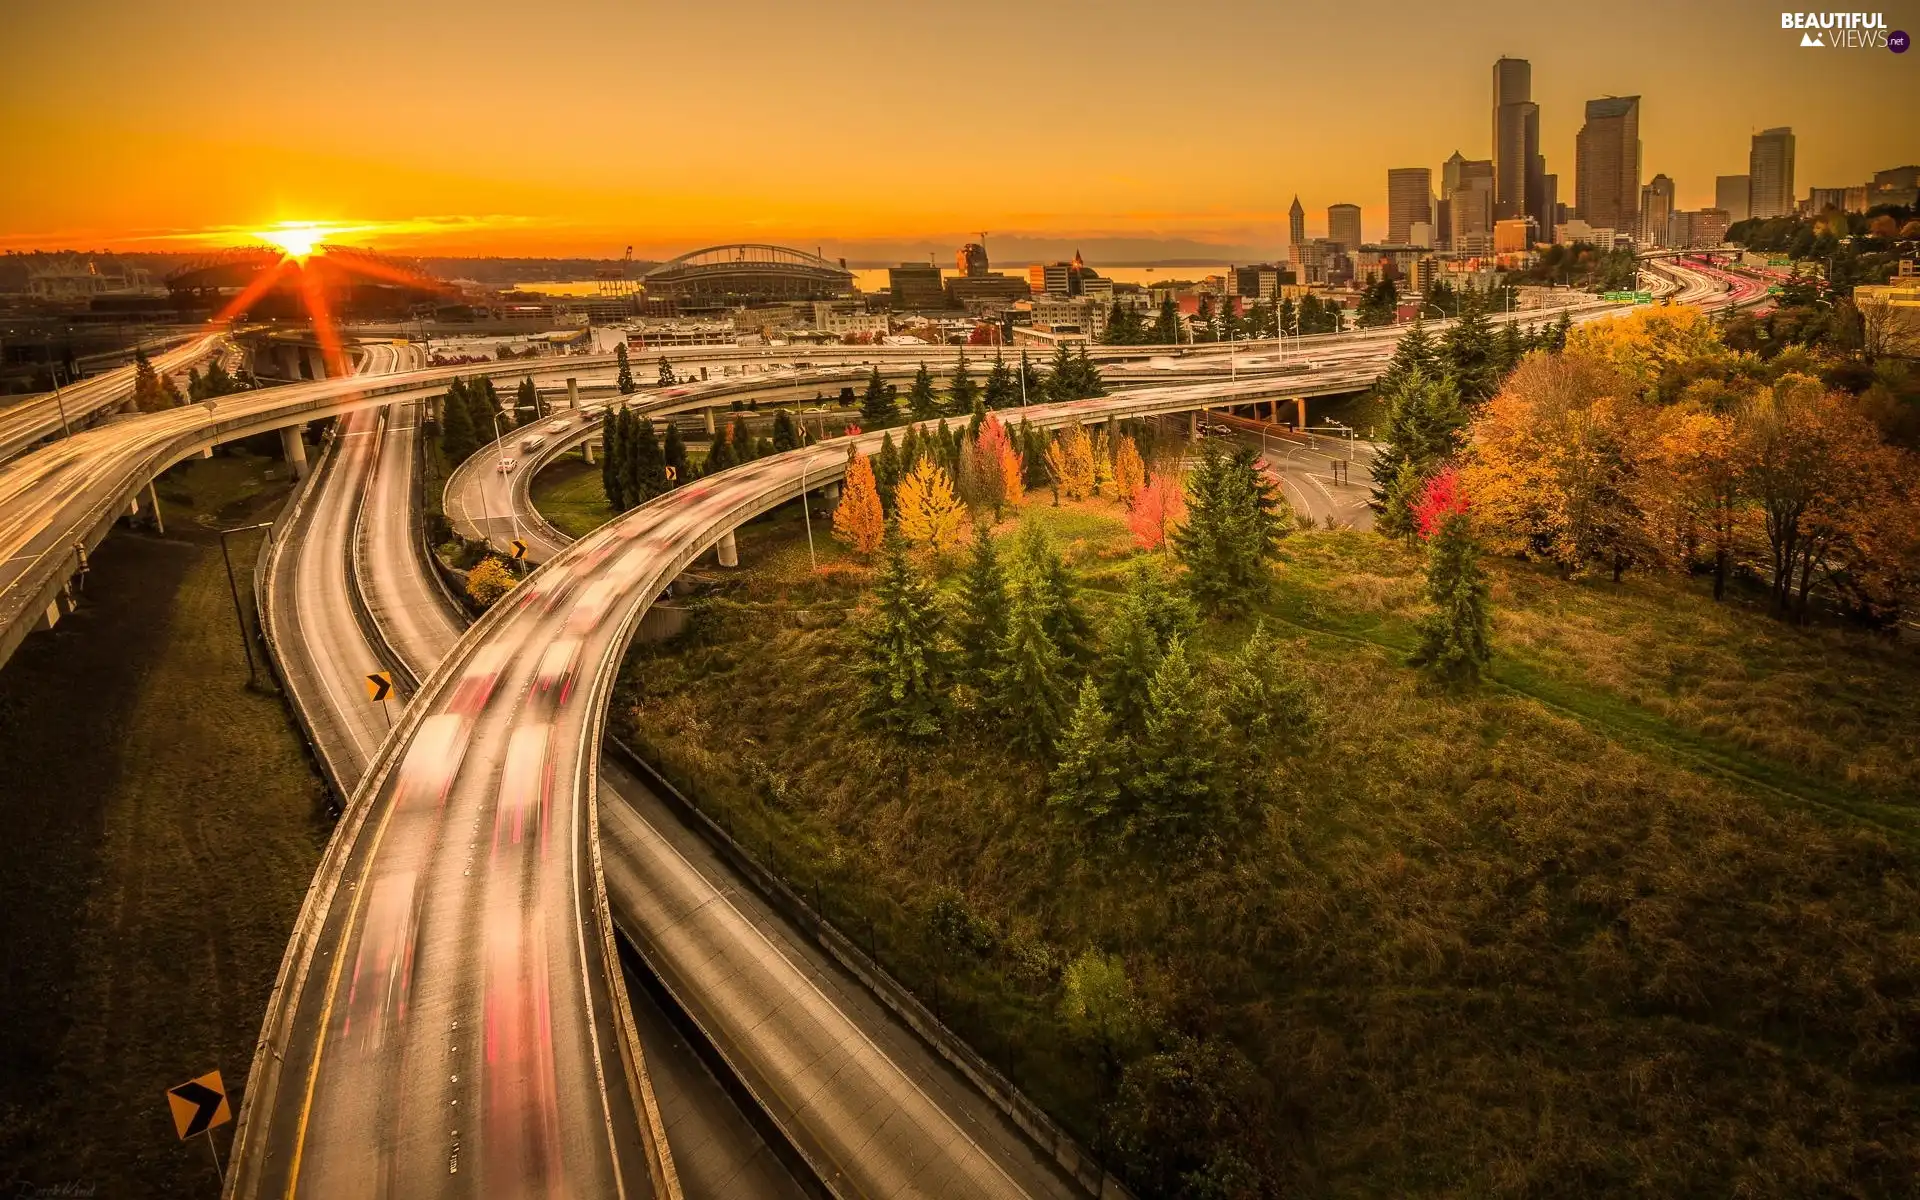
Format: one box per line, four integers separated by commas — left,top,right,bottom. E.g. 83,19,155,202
1715,174,1751,224
1536,172,1558,243
1492,57,1538,221
1749,128,1796,219
956,242,989,277
1443,154,1497,251
1639,173,1675,245
1327,203,1362,252
1575,96,1642,231
1288,196,1306,249
1387,168,1434,244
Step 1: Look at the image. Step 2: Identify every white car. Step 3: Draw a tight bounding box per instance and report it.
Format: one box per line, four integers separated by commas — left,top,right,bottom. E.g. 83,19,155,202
496,457,517,473
545,420,568,433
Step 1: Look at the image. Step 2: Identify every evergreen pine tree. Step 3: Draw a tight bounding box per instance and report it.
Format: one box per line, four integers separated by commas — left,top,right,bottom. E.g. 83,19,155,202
1049,677,1122,828
873,431,902,509
1100,579,1162,734
633,417,665,500
702,421,736,476
907,362,940,421
131,347,164,412
1216,621,1321,760
1497,318,1526,376
1044,343,1078,402
441,385,478,465
983,356,1015,409
1411,511,1494,684
657,356,677,386
662,421,689,486
947,351,978,416
729,415,755,462
1017,524,1093,662
993,569,1071,757
1173,443,1287,614
615,343,635,394
1381,317,1438,389
599,410,624,509
860,366,895,426
1129,638,1225,846
1016,351,1040,405
1552,310,1573,352
954,523,1010,692
1368,366,1466,515
1076,346,1107,397
1442,287,1499,402
615,409,642,508
857,524,950,738
1150,296,1181,344
516,376,539,424
934,417,958,476
772,409,799,452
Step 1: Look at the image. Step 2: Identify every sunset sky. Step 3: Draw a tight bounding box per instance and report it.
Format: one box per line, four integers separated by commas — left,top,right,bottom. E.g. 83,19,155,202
3,0,1914,263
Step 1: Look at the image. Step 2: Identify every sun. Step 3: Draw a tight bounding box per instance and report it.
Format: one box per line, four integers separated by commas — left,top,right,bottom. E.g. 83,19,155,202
254,222,333,263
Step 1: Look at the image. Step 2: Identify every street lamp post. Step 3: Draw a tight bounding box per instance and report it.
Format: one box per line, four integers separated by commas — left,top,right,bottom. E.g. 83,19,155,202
217,521,274,689
798,451,825,572
487,406,525,561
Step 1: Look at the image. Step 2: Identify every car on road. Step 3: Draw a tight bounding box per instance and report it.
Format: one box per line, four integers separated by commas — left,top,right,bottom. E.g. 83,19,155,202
396,713,468,808
544,420,569,434
531,639,581,707
496,456,517,473
448,644,512,717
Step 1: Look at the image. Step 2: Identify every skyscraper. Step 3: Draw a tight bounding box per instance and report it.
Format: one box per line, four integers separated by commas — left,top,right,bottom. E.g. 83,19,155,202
1492,58,1538,222
1639,173,1674,245
1575,96,1642,232
1749,128,1796,220
1441,151,1496,251
1715,174,1751,224
1288,196,1305,250
956,242,989,277
1387,168,1433,245
1327,203,1362,252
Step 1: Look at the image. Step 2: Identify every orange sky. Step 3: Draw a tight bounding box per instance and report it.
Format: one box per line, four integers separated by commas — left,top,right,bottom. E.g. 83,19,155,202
2,0,1914,262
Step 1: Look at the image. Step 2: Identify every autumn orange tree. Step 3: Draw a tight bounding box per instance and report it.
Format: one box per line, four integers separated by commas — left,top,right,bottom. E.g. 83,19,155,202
1640,402,1750,599
895,456,966,555
833,448,886,555
1128,471,1187,551
1462,354,1646,578
959,413,1024,518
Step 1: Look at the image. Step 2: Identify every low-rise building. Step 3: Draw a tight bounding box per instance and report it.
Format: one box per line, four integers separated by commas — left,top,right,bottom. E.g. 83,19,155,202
887,263,949,311
1664,208,1730,250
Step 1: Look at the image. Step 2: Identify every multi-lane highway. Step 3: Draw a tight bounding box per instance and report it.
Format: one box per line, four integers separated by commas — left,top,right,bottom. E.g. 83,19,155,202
0,332,223,464
0,258,1743,1199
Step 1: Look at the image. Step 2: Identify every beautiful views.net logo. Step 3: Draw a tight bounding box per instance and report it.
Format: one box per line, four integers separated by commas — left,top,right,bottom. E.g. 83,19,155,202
1780,11,1902,48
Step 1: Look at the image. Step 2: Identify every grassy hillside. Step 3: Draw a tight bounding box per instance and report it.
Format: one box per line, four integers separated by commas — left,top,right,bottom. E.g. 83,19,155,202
615,494,1920,1197
0,452,329,1193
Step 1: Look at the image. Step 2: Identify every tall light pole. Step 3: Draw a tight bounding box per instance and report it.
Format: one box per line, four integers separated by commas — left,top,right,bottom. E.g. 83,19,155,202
798,450,825,572
217,521,274,689
486,405,525,557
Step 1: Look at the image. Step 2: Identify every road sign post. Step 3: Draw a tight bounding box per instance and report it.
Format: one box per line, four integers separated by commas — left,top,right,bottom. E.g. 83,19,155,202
216,522,273,689
167,1069,232,1186
365,671,394,725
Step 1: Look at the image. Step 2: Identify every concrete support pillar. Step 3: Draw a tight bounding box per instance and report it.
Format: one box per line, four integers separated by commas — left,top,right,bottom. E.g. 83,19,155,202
146,481,164,534
127,498,141,518
704,408,717,436
281,425,310,479
1189,410,1200,441
200,446,214,460
583,438,595,465
35,597,64,632
715,529,739,568
566,377,579,410
823,480,842,503
1295,396,1308,431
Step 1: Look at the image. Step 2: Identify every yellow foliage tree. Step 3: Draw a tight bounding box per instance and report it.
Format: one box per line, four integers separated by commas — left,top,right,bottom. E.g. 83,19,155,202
1044,424,1097,500
895,457,966,554
1565,306,1723,395
832,449,887,555
1112,435,1146,505
1089,428,1115,497
466,557,518,607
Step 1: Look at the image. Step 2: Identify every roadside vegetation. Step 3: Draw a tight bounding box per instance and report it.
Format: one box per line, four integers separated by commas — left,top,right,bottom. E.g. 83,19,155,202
609,306,1920,1196
0,452,327,1194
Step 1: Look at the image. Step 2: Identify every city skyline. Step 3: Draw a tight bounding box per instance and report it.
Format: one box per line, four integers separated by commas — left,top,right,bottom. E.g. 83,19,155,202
2,0,1912,260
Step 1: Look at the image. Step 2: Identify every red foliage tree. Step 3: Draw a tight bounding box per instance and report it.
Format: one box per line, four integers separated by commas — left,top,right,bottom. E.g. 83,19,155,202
1412,465,1469,540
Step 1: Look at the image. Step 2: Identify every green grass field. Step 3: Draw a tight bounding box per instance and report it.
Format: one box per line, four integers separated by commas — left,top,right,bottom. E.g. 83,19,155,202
0,451,329,1193
615,492,1920,1197
530,450,616,539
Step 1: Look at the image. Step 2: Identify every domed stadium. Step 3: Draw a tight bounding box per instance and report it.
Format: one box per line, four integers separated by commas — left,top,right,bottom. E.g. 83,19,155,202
641,244,854,314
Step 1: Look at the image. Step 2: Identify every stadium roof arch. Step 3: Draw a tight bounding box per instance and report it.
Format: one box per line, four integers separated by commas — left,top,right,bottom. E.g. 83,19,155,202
641,243,854,312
